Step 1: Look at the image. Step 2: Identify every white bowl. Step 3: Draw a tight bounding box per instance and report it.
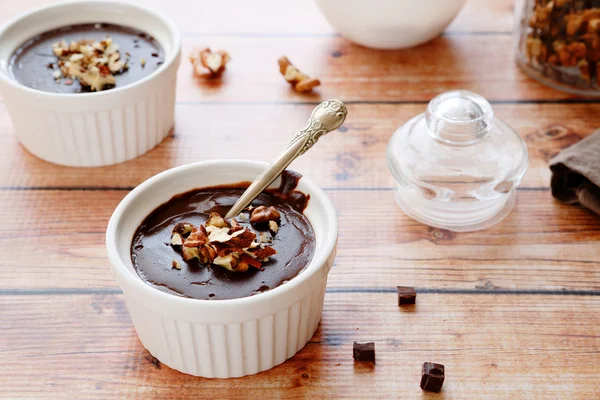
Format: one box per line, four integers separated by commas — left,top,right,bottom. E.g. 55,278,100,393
0,1,181,167
314,0,467,49
106,160,338,378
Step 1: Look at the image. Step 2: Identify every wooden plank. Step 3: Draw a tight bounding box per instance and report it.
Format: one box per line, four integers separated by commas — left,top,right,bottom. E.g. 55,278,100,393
2,293,599,398
0,0,513,36
0,103,597,190
1,189,599,291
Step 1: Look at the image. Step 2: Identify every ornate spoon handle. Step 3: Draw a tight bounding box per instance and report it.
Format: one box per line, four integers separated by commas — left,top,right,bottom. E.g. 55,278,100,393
224,99,348,218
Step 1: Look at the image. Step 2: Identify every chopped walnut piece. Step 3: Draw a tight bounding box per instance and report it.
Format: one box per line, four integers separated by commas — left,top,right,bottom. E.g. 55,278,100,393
211,229,256,256
183,228,208,248
568,42,587,59
529,2,554,28
182,246,200,261
269,220,279,234
238,213,249,222
206,212,229,228
566,13,585,36
171,233,184,246
526,37,547,61
173,222,194,236
578,59,591,81
172,260,181,270
198,245,217,264
213,254,242,272
589,19,600,33
240,254,262,269
108,52,126,73
248,245,277,261
189,47,230,78
258,232,271,244
250,206,281,226
278,56,320,92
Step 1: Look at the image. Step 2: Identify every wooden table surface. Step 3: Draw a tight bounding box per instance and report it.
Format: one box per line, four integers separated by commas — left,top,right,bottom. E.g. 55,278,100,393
1,0,600,398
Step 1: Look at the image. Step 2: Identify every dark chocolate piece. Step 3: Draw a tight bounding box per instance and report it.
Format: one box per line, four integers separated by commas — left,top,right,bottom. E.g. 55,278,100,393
353,341,375,363
397,286,417,305
420,362,445,393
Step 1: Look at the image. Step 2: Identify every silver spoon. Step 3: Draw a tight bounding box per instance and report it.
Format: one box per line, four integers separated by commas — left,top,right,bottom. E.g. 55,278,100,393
225,99,348,219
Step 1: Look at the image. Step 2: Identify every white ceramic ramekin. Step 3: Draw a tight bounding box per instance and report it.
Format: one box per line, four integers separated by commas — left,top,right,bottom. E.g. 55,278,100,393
0,1,181,167
106,160,338,378
314,0,467,49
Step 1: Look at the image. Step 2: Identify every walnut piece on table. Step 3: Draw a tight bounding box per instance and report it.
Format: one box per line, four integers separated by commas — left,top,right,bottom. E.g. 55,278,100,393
278,56,320,92
189,48,231,78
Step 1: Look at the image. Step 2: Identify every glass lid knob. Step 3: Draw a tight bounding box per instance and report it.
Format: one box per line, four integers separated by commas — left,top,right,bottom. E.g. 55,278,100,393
426,90,494,145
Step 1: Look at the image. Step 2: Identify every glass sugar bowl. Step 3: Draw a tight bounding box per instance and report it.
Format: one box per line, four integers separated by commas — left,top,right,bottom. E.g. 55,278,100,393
515,0,600,96
387,91,529,232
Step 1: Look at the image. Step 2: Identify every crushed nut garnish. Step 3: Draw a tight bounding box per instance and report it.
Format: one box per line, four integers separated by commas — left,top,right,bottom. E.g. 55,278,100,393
171,233,183,246
170,212,276,272
189,48,230,78
172,260,181,269
50,36,129,91
140,58,146,68
278,56,320,92
258,232,271,244
250,205,281,226
268,220,279,234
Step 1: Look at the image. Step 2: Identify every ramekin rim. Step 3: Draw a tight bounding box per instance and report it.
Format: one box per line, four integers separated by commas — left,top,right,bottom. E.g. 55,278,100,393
0,0,181,98
106,160,338,309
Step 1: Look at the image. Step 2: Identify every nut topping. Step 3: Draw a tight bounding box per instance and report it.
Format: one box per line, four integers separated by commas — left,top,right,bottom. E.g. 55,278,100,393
171,233,183,246
173,222,194,236
50,36,129,91
206,212,229,228
182,246,201,262
278,56,320,92
169,213,276,272
250,206,281,226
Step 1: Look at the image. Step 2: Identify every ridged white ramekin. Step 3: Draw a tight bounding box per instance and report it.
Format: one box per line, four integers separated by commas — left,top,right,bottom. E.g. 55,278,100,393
0,1,181,167
106,161,338,378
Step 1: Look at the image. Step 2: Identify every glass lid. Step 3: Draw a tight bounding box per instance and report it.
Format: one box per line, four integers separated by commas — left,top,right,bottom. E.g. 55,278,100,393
387,90,529,232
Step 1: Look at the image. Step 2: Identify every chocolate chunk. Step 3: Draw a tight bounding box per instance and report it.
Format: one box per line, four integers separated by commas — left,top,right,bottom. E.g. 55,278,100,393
353,341,375,363
420,362,445,393
397,286,416,305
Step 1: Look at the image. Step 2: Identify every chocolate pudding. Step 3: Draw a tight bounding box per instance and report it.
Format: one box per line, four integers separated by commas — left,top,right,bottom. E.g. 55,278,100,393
9,23,163,93
131,171,316,300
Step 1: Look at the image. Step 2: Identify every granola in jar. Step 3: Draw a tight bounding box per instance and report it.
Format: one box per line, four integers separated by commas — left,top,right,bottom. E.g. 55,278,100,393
516,0,600,95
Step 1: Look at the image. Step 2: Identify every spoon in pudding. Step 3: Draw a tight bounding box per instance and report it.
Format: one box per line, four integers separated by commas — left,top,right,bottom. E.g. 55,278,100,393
225,99,348,219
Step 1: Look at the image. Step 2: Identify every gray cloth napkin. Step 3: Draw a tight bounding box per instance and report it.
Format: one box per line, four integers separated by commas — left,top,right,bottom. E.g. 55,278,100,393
550,129,600,215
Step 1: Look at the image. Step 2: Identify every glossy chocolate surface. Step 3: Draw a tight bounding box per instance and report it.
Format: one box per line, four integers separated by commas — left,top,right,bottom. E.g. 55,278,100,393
9,23,163,93
131,172,316,300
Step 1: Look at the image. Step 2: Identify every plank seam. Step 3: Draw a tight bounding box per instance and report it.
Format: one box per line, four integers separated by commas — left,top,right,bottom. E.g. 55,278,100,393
2,287,600,296
0,186,551,192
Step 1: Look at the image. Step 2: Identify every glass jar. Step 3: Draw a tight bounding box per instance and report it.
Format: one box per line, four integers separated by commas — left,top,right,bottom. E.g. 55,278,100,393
387,91,529,232
515,0,600,96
